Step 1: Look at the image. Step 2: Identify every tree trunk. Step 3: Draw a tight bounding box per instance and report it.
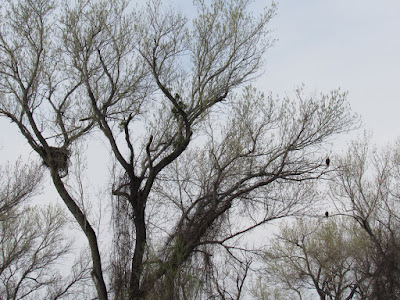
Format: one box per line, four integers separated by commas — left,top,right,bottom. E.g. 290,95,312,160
51,172,108,300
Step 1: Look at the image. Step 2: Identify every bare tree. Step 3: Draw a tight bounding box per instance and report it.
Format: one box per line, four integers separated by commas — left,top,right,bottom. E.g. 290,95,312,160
331,135,400,299
0,161,42,221
260,217,371,300
0,160,91,299
0,0,357,298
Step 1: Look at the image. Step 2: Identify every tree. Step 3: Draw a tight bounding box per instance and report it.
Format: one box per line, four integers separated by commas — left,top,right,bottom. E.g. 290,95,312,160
259,217,371,300
0,160,91,299
0,161,42,221
0,0,357,298
331,136,400,299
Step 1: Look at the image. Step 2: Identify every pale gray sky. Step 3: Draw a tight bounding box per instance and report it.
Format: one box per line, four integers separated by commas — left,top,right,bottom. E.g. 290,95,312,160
0,2,397,298
256,0,400,144
169,0,400,145
1,0,399,157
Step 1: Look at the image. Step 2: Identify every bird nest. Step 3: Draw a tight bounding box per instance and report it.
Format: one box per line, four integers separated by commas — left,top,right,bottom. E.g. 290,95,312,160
39,146,70,177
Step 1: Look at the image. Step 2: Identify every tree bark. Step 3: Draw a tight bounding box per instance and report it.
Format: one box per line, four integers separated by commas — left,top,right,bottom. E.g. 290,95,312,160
51,171,108,300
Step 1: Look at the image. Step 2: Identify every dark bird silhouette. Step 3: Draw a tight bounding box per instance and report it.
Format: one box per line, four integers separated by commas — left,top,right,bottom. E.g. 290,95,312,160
326,157,330,167
325,211,329,218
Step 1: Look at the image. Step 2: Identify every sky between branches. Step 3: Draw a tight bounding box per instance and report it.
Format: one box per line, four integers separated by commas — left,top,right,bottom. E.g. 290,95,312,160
1,0,399,160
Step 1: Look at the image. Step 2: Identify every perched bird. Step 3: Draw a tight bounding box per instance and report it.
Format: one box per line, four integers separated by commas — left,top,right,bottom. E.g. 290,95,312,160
325,211,329,218
326,157,330,167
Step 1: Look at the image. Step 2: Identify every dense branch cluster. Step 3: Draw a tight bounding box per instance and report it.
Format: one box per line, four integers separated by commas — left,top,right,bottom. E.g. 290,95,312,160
0,0,359,299
0,161,91,299
258,137,400,299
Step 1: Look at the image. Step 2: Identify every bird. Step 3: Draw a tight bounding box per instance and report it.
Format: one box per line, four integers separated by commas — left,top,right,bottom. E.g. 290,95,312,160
326,157,330,167
325,211,329,218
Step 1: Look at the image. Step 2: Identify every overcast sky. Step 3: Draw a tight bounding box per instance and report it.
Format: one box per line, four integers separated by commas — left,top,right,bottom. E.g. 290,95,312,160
1,0,400,161
173,0,400,146
255,0,400,145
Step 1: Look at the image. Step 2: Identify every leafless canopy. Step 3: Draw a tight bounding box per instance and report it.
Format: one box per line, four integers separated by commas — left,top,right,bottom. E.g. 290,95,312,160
0,0,357,299
261,218,371,300
331,136,400,299
0,160,91,299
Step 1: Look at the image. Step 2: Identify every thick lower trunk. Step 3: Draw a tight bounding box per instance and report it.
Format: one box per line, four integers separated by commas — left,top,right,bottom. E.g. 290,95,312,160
129,203,147,299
